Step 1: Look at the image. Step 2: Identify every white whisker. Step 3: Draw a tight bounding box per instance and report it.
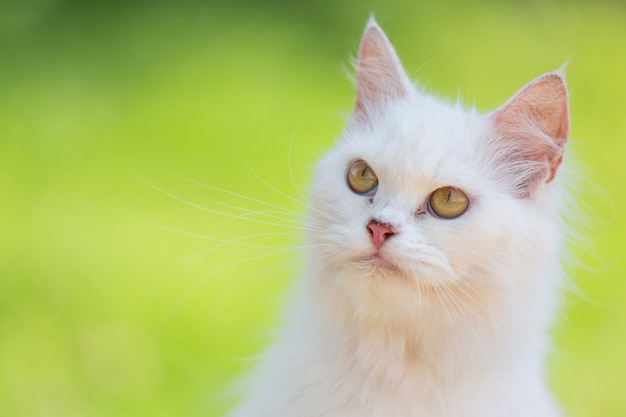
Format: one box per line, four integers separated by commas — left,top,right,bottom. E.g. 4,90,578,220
246,163,326,218
140,176,309,230
159,250,299,332
171,172,305,215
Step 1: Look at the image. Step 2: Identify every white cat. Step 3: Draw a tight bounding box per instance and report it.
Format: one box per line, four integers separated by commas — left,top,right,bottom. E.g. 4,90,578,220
228,18,570,417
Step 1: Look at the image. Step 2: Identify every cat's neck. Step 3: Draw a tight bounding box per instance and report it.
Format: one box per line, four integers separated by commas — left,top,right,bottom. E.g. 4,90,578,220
302,261,558,377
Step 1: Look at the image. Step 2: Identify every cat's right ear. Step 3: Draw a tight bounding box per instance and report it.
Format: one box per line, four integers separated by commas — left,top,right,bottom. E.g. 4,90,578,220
354,18,412,121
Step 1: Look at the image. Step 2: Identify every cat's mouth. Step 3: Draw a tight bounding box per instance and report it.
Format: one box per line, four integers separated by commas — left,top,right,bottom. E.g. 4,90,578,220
359,253,403,275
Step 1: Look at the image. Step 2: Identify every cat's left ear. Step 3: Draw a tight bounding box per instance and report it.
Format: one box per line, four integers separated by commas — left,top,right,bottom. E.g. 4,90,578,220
490,73,569,197
354,18,413,121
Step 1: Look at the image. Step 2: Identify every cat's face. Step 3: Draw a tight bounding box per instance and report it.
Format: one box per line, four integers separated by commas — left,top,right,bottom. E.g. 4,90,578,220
306,20,568,325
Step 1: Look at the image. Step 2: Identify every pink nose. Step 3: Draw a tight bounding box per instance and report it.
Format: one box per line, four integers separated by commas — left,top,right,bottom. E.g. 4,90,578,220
367,221,396,251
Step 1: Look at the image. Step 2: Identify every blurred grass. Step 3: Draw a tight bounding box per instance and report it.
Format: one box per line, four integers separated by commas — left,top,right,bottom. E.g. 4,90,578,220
0,1,625,416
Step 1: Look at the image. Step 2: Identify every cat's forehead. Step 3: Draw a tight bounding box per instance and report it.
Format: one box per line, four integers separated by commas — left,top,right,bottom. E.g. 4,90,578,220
339,97,487,191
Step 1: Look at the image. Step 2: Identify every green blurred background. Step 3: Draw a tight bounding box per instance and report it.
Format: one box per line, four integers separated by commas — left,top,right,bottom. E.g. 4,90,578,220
1,0,625,415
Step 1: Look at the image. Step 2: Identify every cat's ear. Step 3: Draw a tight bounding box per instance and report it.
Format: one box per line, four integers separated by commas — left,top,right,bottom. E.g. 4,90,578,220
490,73,569,197
354,18,412,120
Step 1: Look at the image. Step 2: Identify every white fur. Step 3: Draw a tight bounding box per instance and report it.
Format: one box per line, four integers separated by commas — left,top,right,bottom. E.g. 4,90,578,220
227,23,568,417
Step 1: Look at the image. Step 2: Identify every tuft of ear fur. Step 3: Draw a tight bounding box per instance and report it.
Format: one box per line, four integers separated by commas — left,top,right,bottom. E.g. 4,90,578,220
354,18,413,121
490,73,569,197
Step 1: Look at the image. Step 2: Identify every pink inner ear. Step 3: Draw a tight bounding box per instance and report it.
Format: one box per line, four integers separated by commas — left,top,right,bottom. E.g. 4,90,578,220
495,74,569,143
355,21,411,119
492,73,569,189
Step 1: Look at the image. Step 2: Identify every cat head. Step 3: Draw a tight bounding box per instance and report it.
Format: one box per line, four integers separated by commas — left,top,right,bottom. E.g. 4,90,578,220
308,19,569,327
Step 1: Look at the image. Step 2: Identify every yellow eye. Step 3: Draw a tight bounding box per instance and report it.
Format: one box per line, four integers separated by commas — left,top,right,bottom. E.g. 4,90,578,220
429,186,469,219
347,160,378,195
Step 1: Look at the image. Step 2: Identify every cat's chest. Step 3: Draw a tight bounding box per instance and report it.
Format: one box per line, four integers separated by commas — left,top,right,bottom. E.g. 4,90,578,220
294,375,550,417
284,343,554,417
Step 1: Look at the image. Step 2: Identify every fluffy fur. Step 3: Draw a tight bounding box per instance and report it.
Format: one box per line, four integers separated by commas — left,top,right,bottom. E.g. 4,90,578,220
228,19,570,417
